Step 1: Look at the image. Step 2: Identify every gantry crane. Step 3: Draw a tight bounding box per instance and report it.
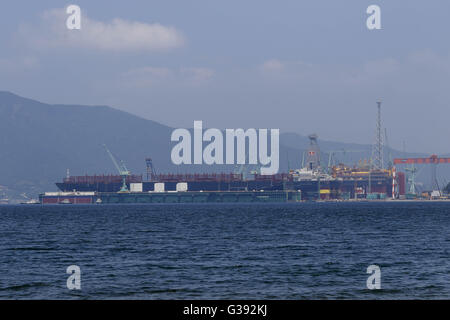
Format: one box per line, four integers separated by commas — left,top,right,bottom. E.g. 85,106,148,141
394,155,450,193
103,144,131,193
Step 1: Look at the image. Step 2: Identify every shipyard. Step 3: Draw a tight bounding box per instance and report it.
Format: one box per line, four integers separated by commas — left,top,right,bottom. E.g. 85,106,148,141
37,101,450,205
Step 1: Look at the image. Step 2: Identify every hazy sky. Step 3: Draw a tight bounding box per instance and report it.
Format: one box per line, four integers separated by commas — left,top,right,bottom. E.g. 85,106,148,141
0,0,449,154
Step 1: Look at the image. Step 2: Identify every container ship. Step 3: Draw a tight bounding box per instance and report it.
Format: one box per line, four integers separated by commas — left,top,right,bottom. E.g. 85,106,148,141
40,135,403,204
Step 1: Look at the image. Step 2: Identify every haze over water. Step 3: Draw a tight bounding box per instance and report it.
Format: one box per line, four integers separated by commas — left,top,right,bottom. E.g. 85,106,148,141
1,202,449,299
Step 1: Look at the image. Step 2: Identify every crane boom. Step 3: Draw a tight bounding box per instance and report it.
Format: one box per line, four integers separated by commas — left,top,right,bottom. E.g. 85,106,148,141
103,145,122,174
103,144,130,192
103,144,130,176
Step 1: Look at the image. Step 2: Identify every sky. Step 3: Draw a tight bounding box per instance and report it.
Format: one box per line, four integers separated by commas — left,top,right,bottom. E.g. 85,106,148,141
0,0,449,154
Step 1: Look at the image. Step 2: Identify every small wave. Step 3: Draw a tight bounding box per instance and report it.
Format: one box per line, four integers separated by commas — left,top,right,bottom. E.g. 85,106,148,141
0,282,50,291
6,247,55,251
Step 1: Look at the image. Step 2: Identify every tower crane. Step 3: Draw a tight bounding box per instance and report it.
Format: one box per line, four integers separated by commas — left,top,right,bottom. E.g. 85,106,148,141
103,144,130,193
145,158,157,181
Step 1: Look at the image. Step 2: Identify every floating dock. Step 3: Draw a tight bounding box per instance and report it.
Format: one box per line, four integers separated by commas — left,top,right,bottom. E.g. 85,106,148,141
39,190,302,204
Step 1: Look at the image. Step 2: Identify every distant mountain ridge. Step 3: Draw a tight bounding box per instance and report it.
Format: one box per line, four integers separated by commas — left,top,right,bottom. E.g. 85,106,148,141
0,91,440,200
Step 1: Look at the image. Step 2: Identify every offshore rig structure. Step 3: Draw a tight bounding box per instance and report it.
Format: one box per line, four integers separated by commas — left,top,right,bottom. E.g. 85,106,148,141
40,101,447,204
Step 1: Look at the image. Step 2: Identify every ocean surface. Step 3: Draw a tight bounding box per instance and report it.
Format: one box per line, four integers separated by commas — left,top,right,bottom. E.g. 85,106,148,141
0,202,449,299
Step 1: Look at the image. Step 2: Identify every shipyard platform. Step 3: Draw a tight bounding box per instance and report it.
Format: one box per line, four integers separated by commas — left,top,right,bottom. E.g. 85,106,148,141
39,190,302,204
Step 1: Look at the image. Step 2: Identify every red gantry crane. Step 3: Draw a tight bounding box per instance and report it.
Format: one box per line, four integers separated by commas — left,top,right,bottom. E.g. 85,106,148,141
394,155,450,193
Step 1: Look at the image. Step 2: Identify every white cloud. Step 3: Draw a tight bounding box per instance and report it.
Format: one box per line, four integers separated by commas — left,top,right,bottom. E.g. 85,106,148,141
17,8,185,52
